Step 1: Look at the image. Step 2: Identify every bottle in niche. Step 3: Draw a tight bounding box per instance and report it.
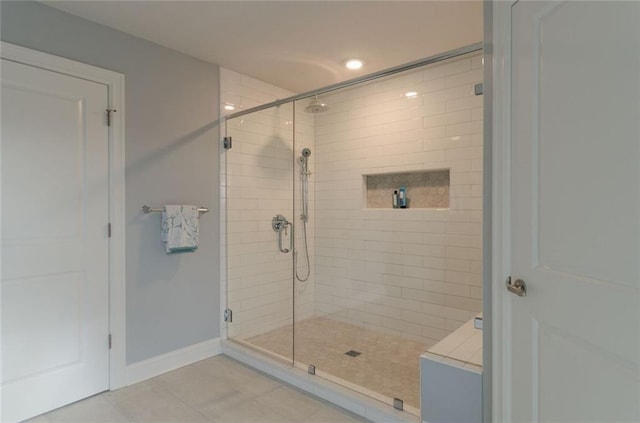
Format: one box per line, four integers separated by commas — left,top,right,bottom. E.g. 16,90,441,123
399,187,407,208
392,190,399,208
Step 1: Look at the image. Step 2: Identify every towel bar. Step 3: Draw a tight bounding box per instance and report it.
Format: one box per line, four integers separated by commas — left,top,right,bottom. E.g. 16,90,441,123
142,205,209,214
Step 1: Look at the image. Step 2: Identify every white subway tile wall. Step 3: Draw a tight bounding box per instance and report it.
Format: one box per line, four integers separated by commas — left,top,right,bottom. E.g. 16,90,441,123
222,68,316,344
222,51,482,349
313,52,483,346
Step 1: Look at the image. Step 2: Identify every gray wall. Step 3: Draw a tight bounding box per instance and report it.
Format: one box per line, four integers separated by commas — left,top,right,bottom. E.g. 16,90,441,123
1,1,221,364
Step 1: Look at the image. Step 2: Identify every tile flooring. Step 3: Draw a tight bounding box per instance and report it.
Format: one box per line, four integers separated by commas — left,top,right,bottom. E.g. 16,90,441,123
26,355,369,423
247,317,432,409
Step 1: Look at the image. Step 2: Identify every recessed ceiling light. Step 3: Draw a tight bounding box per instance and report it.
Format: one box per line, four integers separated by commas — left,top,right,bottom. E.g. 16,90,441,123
345,59,363,70
224,104,235,111
405,91,418,98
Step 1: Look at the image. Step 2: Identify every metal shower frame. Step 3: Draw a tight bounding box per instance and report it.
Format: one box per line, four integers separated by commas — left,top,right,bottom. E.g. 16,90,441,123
221,40,488,418
224,42,483,121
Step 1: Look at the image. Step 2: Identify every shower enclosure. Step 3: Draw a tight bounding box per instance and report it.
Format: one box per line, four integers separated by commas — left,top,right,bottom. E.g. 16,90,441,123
223,44,483,414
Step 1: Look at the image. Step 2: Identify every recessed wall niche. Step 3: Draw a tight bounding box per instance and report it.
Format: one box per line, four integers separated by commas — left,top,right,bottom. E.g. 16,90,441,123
365,170,450,209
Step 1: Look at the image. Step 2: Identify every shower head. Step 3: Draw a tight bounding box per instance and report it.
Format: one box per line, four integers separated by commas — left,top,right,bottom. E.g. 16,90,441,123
299,148,311,174
304,95,329,113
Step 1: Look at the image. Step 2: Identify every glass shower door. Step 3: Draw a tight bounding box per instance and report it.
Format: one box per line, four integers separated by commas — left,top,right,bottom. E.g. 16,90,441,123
224,103,295,364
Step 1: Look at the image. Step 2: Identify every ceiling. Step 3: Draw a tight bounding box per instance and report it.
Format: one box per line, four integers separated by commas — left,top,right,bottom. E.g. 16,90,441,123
45,1,483,93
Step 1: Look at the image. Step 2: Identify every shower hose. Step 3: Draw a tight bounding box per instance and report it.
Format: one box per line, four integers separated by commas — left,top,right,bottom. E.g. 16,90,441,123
296,162,311,282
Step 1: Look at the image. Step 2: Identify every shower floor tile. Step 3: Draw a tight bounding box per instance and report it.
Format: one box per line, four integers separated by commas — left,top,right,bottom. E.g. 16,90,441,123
246,316,433,409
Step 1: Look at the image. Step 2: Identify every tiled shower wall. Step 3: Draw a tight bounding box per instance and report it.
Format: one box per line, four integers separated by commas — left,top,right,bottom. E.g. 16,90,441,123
313,53,483,346
221,68,315,340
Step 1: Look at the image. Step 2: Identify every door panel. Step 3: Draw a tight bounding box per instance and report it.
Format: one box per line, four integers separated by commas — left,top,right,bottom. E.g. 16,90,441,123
510,1,640,421
1,58,110,422
3,86,84,241
2,273,84,383
224,104,295,364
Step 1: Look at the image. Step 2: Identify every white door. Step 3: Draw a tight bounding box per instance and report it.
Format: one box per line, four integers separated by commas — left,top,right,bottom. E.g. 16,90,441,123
1,58,110,422
507,1,640,421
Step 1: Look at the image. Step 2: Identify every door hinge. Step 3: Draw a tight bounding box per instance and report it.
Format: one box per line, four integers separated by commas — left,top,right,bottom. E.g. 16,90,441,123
108,223,112,238
109,334,112,349
224,308,233,323
223,136,232,150
106,108,117,127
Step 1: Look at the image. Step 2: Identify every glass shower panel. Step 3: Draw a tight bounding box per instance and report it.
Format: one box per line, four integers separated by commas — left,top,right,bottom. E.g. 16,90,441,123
222,49,483,417
293,52,483,415
291,100,317,370
225,103,295,364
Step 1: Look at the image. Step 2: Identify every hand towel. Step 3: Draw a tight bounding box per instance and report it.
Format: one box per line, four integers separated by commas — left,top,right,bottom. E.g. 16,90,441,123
161,205,199,254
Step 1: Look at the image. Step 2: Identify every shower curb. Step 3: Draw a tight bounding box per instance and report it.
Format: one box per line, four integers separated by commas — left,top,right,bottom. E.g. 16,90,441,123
221,340,419,423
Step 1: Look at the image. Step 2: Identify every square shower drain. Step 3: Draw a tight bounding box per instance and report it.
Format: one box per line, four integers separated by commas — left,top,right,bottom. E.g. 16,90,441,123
344,350,362,357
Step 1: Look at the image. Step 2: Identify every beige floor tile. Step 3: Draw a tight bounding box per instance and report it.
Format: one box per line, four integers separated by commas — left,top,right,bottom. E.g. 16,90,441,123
26,394,127,423
103,380,156,406
23,415,51,423
28,355,371,423
303,406,370,423
149,363,242,409
198,396,295,423
109,383,211,423
246,316,431,408
254,386,323,422
191,356,281,395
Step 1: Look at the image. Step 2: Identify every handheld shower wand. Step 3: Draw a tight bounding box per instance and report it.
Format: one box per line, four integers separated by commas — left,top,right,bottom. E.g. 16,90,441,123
296,148,312,282
299,148,311,172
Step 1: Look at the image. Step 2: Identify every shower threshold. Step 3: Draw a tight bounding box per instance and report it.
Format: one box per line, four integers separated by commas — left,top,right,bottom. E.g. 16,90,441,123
222,339,419,423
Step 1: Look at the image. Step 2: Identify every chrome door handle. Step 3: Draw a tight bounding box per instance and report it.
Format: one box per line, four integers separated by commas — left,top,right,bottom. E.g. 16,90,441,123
506,276,527,297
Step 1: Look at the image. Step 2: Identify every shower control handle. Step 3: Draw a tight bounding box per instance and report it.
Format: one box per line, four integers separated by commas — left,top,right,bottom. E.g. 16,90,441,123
272,214,292,254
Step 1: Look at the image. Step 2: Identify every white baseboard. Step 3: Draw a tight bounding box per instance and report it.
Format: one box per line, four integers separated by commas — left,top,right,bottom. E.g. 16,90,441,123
125,338,222,386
